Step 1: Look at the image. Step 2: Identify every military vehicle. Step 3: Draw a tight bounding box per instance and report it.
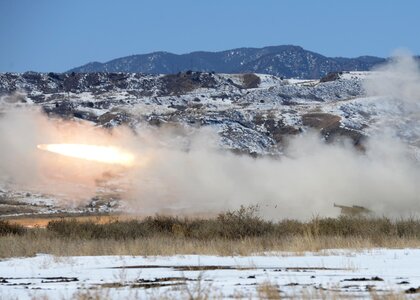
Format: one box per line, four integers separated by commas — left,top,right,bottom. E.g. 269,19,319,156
334,203,371,216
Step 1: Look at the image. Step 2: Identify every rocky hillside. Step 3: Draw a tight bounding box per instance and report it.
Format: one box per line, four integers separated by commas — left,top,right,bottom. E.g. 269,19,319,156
2,70,420,216
3,70,417,157
68,45,386,79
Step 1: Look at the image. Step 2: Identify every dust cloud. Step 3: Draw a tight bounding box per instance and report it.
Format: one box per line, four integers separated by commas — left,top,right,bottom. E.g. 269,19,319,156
0,106,135,207
0,53,419,219
127,128,419,219
365,50,420,105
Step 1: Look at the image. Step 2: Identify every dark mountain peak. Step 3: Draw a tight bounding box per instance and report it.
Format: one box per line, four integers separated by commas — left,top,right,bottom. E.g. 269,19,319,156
68,45,385,79
262,44,304,51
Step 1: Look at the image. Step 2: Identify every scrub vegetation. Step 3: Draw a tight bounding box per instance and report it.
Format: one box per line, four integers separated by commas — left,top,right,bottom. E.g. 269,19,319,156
2,206,420,258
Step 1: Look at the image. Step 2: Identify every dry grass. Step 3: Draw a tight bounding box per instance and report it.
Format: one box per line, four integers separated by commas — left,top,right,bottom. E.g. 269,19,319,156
1,231,420,258
30,284,409,300
257,281,282,299
301,112,341,131
70,281,409,300
44,206,420,240
2,206,420,258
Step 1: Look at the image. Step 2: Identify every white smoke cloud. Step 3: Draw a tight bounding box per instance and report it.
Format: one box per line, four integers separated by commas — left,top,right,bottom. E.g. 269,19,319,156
364,50,420,105
0,105,134,206
125,128,420,219
124,52,420,219
0,53,419,219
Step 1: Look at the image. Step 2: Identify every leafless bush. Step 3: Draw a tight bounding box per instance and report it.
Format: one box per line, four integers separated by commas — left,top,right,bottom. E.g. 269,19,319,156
46,208,420,241
0,220,26,236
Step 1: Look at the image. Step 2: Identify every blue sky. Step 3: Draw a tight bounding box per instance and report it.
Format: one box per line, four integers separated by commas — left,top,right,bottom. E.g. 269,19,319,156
1,0,419,72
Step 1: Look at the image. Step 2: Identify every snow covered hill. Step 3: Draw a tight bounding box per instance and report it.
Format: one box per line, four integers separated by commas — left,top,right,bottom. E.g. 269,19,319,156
1,69,419,217
0,70,418,156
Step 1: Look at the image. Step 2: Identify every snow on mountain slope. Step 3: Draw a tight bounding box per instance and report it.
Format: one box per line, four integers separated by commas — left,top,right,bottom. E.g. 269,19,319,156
1,70,419,216
68,45,386,79
0,70,417,155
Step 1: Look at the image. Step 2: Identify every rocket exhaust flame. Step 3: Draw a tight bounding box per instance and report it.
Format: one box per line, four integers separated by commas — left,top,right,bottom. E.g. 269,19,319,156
37,144,135,166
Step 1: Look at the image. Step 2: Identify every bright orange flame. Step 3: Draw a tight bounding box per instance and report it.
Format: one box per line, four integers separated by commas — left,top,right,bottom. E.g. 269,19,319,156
37,144,135,166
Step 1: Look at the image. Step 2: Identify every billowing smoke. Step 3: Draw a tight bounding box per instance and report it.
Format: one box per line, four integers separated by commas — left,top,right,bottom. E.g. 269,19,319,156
0,53,419,219
0,106,135,206
126,53,420,219
365,51,420,105
127,128,419,219
363,52,420,151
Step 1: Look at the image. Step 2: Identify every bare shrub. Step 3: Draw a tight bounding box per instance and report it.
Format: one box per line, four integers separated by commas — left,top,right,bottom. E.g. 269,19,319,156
2,206,420,257
0,220,26,236
257,281,282,299
216,205,273,239
46,209,420,241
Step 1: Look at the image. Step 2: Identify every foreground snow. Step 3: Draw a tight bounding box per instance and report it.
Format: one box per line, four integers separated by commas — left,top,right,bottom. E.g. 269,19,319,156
1,249,420,299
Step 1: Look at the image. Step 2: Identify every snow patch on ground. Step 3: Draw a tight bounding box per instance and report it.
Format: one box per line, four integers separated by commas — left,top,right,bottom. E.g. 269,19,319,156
1,249,420,299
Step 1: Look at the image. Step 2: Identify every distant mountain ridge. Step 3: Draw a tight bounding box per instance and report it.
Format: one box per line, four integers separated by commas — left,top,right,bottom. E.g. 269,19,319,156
68,45,386,79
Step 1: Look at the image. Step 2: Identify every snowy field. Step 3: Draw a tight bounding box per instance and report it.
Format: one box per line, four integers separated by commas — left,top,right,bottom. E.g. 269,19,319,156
1,249,420,299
